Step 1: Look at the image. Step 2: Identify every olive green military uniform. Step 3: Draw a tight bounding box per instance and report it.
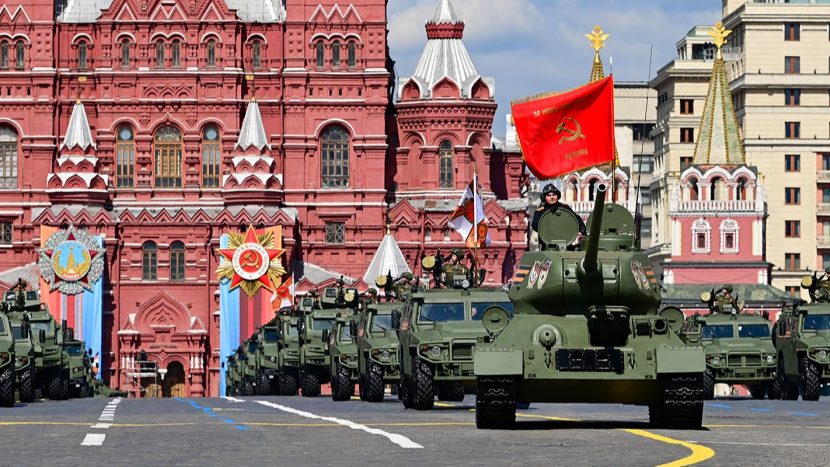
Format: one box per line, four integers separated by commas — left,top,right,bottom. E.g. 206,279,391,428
442,249,469,281
392,273,414,300
712,286,735,314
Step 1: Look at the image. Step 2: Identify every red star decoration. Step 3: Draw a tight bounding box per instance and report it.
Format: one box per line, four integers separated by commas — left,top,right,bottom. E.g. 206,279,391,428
45,232,100,286
217,225,284,293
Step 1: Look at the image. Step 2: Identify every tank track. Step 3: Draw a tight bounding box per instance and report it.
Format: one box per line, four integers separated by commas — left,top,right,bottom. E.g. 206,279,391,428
649,373,704,429
475,376,516,429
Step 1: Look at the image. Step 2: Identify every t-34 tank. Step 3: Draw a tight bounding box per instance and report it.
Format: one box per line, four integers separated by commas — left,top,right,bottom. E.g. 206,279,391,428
474,185,705,429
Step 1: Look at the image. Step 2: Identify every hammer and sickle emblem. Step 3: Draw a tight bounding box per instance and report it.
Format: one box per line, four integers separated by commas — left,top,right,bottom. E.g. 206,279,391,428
556,117,586,145
241,251,261,268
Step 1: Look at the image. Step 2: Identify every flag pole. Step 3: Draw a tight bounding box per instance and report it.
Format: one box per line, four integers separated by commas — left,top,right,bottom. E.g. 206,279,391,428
472,171,478,287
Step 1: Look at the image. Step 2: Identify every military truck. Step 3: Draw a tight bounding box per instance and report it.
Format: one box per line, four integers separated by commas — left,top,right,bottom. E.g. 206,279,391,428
0,310,16,406
355,302,401,402
255,320,282,395
396,284,510,410
64,335,94,398
225,354,240,396
3,302,36,402
770,274,830,401
329,314,358,401
473,185,705,429
236,341,258,396
275,312,301,395
680,311,775,399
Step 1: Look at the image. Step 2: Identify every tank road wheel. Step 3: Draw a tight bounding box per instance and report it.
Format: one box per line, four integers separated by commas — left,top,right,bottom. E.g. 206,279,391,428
749,383,767,400
257,374,272,396
18,365,36,403
331,364,354,402
0,366,15,407
799,357,821,402
366,362,385,403
412,358,435,410
400,375,414,409
702,368,715,400
301,370,321,397
649,373,704,430
475,376,517,429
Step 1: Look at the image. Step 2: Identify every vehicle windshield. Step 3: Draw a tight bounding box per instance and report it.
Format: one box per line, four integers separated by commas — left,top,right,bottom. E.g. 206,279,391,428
419,303,465,323
470,302,514,321
311,318,335,331
339,324,352,341
286,324,298,337
371,314,393,333
65,345,84,356
247,342,258,353
702,324,734,339
803,315,830,331
11,324,25,340
30,321,52,336
0,319,6,334
738,324,770,338
264,329,279,342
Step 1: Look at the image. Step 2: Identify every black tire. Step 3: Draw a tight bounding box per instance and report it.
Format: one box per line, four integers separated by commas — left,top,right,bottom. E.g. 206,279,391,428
777,361,799,400
446,384,465,402
703,368,715,400
768,372,782,400
475,376,517,429
0,366,15,407
331,364,354,401
242,380,255,396
799,357,821,401
18,366,35,403
257,374,272,396
650,373,704,430
365,362,385,403
301,370,321,397
400,374,414,409
279,370,299,396
749,383,767,400
59,376,69,401
48,374,63,400
412,358,434,410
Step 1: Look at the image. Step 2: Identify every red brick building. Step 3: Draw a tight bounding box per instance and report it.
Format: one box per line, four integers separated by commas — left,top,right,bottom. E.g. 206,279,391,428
0,0,527,396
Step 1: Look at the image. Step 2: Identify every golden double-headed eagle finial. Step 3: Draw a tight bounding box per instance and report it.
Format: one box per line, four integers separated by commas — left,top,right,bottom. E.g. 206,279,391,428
585,26,609,53
708,21,732,50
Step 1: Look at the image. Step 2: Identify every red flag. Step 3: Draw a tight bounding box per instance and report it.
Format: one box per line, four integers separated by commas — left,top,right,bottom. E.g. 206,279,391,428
511,76,616,179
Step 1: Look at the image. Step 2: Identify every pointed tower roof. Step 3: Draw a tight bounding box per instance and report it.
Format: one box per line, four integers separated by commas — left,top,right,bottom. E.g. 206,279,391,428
236,99,270,151
432,0,460,23
362,230,411,285
61,100,95,150
692,22,744,165
585,26,609,83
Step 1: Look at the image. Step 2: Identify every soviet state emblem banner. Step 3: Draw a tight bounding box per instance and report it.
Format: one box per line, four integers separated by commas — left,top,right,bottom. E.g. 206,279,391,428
511,76,616,179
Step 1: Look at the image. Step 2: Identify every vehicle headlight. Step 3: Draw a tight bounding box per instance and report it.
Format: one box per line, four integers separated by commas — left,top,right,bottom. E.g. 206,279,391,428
430,345,441,357
269,356,277,362
15,356,28,365
819,350,828,361
711,356,720,366
766,355,775,364
0,352,8,361
381,350,391,359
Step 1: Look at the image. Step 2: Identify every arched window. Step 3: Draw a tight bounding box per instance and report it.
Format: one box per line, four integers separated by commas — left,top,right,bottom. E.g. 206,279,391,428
78,42,87,69
15,41,23,69
121,39,130,68
155,40,165,68
691,218,711,254
439,140,454,189
720,219,740,254
142,241,158,280
443,227,451,241
207,40,216,67
170,241,185,281
424,226,432,242
331,41,341,69
347,42,356,68
0,42,7,69
115,125,135,188
736,178,748,201
321,125,349,188
252,41,261,68
171,39,181,67
710,177,726,200
588,179,598,201
201,125,221,188
154,126,183,188
0,125,18,189
316,41,325,68
689,178,699,201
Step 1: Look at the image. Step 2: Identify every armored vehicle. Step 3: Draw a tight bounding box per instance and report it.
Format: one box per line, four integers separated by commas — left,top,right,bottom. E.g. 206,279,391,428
236,341,259,396
255,320,282,395
64,336,94,398
225,354,240,396
397,286,510,410
329,314,358,401
473,185,705,429
680,310,775,399
770,274,830,401
3,302,36,402
275,312,301,395
355,302,402,402
0,310,15,406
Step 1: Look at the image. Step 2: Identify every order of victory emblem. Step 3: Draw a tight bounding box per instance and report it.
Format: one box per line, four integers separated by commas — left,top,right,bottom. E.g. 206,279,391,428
216,225,286,298
38,225,105,295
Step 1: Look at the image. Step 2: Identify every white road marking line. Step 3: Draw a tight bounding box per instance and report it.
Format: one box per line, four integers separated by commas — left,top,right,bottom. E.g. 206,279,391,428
81,434,106,446
255,400,423,449
223,396,246,403
90,423,112,429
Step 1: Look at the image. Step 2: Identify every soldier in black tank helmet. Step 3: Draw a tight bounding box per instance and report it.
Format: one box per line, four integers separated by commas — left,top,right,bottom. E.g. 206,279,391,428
531,184,586,246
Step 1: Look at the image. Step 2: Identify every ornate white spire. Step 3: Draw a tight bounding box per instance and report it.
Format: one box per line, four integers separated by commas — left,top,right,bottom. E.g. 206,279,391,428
362,231,411,285
431,0,460,24
236,99,270,151
61,100,95,150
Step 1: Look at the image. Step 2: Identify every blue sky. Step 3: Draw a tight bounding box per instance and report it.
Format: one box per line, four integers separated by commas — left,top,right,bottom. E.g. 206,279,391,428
388,0,721,136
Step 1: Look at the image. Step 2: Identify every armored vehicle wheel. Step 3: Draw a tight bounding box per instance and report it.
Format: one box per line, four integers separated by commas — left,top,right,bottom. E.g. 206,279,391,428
649,373,703,430
257,375,272,396
437,383,465,402
400,375,414,409
48,374,67,400
301,370,321,397
242,381,255,396
776,362,799,400
331,364,354,401
749,383,767,400
702,368,715,400
18,365,36,403
59,376,69,401
279,370,299,396
475,376,516,429
768,374,782,400
799,357,821,401
365,362,385,403
358,374,367,401
0,366,15,407
412,358,434,410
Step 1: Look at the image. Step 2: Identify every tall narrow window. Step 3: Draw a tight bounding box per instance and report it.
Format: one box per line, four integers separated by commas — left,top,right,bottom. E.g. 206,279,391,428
785,253,800,271
207,40,216,67
116,126,135,188
155,40,165,68
0,126,18,189
321,126,349,188
785,154,800,172
347,42,356,68
78,42,87,69
439,140,454,189
691,219,711,254
785,56,800,74
785,187,801,205
252,41,261,68
0,222,11,245
316,41,325,68
680,99,694,115
785,89,801,106
680,128,695,143
785,220,801,238
325,222,346,244
142,242,158,281
15,41,23,69
331,41,341,69
170,241,185,281
121,39,130,68
0,42,7,69
785,22,800,41
201,125,221,188
785,121,800,139
171,40,181,67
154,126,183,188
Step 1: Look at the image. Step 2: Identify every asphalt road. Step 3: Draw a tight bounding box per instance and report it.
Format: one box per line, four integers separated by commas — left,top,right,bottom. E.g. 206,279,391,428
1,394,829,466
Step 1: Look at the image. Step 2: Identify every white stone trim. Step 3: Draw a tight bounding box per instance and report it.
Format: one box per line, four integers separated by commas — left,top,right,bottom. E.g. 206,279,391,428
691,218,711,255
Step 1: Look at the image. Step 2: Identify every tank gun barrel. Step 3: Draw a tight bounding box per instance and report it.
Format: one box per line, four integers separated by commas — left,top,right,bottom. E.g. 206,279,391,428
582,184,607,274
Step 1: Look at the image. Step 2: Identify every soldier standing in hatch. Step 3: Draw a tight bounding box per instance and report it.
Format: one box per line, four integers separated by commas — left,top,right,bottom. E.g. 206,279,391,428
713,285,735,313
392,272,415,300
531,185,586,249
442,249,470,282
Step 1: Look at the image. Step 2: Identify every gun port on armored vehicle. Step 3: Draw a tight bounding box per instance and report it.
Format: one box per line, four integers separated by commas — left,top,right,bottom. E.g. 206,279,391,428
473,184,705,429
